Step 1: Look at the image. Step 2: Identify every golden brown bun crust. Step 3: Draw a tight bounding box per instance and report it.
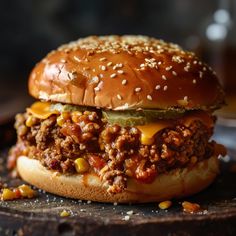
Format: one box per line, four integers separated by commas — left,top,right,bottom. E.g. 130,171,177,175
29,35,224,110
17,155,219,203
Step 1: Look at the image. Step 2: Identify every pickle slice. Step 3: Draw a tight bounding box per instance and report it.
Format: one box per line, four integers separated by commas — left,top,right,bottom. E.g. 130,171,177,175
102,108,185,126
50,103,186,126
102,111,148,126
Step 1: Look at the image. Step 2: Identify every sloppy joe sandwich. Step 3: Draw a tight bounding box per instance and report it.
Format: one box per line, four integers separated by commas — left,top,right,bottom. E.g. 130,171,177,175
9,35,226,203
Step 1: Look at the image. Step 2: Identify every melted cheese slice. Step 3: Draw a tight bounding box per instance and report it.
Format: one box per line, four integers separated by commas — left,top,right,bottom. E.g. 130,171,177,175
27,102,59,119
136,111,213,145
137,121,172,145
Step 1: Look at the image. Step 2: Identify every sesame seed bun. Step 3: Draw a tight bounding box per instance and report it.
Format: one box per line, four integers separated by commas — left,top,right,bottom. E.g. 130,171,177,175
29,35,224,111
17,155,219,203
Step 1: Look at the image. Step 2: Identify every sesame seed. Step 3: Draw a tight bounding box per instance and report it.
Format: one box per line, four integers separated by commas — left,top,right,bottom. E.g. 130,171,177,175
155,85,161,90
117,94,122,100
127,211,134,215
199,71,203,78
122,79,127,85
163,85,168,91
162,75,167,80
184,96,188,101
158,61,162,65
165,66,172,71
184,66,190,72
135,87,141,92
73,56,81,62
107,62,113,66
110,73,117,78
60,59,66,63
203,67,207,71
99,74,104,78
140,63,145,68
193,79,196,84
117,70,124,74
91,76,99,83
193,60,197,64
100,65,106,71
94,87,100,91
172,55,184,63
123,215,130,221
172,71,177,76
147,95,152,100
99,57,106,61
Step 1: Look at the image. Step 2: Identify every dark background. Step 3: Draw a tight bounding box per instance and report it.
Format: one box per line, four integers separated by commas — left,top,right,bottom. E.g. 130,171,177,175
0,0,221,82
0,0,235,121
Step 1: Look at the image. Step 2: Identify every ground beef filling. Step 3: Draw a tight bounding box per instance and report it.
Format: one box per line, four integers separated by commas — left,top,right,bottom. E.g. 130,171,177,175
9,110,216,194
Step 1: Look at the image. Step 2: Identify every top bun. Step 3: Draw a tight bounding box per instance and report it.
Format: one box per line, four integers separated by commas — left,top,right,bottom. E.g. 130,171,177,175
29,35,224,111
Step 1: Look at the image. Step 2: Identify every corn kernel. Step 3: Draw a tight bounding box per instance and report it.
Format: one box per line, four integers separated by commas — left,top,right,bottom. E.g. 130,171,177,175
158,200,172,210
74,158,89,173
1,188,17,201
57,112,70,127
182,201,201,213
71,111,82,123
18,184,36,198
60,210,70,217
26,116,36,127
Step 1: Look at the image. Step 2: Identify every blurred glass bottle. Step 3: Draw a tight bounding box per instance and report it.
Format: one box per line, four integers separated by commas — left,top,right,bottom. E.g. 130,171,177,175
191,0,236,122
204,0,236,120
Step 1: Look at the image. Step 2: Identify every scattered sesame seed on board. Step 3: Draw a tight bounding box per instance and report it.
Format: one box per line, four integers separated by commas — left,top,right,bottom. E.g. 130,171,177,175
127,210,134,215
123,215,130,221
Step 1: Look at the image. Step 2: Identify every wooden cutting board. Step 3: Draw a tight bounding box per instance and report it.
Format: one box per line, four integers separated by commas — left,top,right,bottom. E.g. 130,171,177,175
0,128,236,236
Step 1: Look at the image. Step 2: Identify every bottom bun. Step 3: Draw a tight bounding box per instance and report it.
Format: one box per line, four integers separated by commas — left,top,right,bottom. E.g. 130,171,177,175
17,155,219,203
